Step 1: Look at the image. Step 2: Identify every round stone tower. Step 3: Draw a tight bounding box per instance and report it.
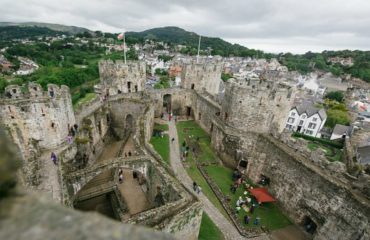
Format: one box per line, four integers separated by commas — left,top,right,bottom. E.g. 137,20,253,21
221,77,295,134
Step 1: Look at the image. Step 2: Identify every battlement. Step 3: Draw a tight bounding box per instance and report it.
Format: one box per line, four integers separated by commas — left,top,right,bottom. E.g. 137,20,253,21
182,62,223,73
226,77,292,93
99,60,146,73
3,83,70,102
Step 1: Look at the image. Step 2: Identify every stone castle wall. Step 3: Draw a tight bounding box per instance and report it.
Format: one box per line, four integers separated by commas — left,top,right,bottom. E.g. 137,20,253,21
247,135,370,240
0,83,75,157
160,201,203,240
146,88,193,117
221,78,295,134
181,63,222,96
99,60,146,95
109,95,149,140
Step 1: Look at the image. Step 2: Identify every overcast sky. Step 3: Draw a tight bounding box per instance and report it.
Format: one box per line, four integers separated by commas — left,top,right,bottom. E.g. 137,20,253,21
1,0,370,53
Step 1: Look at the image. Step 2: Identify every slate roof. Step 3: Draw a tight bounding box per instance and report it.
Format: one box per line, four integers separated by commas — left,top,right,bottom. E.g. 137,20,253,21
292,102,327,120
332,124,350,136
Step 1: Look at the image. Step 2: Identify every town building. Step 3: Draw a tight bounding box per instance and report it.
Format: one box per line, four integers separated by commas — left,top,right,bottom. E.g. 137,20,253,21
285,103,327,137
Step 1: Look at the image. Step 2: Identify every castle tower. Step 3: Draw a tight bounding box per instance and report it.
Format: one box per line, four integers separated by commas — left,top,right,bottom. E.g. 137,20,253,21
0,83,75,160
99,60,146,96
221,77,295,134
181,62,222,96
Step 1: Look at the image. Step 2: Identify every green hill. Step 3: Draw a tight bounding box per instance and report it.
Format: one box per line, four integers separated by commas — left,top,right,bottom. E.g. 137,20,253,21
126,26,268,57
0,26,65,40
0,22,90,34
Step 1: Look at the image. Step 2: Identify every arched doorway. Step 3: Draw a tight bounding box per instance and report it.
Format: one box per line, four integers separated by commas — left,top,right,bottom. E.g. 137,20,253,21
125,114,134,135
163,94,172,113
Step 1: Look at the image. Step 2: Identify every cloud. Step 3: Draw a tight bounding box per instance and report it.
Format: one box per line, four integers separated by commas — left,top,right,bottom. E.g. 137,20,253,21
0,0,369,53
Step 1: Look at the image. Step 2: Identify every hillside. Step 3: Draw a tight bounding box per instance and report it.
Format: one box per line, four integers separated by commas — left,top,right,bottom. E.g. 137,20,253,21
126,26,268,57
0,26,65,40
0,23,369,83
0,22,90,34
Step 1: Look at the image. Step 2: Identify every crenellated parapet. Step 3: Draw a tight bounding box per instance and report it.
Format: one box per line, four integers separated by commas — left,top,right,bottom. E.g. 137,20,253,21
3,83,71,102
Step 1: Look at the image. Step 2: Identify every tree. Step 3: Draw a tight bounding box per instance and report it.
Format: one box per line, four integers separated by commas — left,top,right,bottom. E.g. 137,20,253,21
325,91,344,102
325,109,350,128
221,72,232,82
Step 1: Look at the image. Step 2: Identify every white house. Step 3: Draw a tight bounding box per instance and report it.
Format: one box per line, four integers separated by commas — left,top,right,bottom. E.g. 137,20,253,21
285,103,327,137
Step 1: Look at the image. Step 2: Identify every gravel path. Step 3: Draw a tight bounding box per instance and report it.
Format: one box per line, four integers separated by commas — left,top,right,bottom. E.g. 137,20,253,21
168,120,269,240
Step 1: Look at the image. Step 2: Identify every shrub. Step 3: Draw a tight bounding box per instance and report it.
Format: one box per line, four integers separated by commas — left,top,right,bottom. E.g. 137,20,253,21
292,132,344,149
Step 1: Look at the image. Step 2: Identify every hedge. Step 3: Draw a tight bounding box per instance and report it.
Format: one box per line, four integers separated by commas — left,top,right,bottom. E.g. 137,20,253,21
292,132,344,149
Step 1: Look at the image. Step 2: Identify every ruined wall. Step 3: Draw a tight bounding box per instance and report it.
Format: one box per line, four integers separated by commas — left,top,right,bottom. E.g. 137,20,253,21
99,60,146,96
246,135,370,240
0,83,75,188
181,63,222,96
146,162,182,204
146,89,193,117
72,106,111,168
160,202,203,240
191,91,221,134
221,78,295,134
109,96,148,140
0,83,75,157
210,122,259,168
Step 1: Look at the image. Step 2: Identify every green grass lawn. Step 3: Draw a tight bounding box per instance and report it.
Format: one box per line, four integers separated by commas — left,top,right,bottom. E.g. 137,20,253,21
150,123,170,164
150,134,170,165
198,213,224,240
176,121,229,218
153,123,169,131
73,92,96,109
307,143,343,162
205,165,292,231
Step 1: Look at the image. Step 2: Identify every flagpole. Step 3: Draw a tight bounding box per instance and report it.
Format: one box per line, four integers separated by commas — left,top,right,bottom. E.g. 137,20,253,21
196,35,201,63
123,32,127,64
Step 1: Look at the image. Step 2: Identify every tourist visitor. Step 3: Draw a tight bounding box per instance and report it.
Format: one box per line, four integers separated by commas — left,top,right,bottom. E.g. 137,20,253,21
51,152,57,165
236,196,245,207
196,185,202,194
119,173,124,183
171,137,175,143
250,204,255,214
73,124,79,133
230,183,237,194
128,151,132,156
70,127,76,137
66,134,73,144
193,182,197,191
49,87,55,98
244,215,250,224
253,217,260,225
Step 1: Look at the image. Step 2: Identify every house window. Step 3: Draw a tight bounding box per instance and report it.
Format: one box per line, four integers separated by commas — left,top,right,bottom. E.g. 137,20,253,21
313,117,317,122
291,112,296,116
299,120,304,126
302,115,306,119
305,130,313,135
285,124,292,129
308,123,317,129
287,117,295,123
